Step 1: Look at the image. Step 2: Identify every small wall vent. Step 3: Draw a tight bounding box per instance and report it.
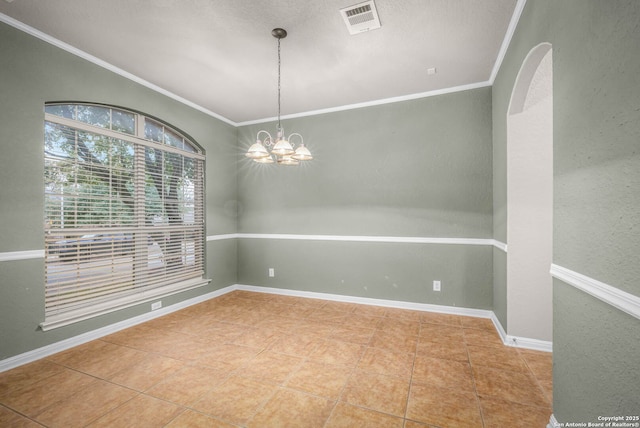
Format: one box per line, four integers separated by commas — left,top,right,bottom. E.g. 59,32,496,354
340,0,381,35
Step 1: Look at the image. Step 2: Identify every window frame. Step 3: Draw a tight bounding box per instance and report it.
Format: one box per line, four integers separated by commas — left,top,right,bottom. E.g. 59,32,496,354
42,103,208,331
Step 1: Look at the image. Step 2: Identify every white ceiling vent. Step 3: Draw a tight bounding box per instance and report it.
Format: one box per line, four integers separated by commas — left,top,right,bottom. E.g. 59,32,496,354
340,1,381,35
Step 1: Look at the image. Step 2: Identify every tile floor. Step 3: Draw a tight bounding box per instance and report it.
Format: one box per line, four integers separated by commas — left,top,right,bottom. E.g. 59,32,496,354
0,290,553,427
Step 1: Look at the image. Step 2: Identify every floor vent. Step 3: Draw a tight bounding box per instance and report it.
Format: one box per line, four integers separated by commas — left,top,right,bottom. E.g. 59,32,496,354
340,1,381,35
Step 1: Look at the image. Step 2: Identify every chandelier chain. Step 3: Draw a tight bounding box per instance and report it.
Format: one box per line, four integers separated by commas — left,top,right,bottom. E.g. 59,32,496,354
244,28,312,164
277,37,281,129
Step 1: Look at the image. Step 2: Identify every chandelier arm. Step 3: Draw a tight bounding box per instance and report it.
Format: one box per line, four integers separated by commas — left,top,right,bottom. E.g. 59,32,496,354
256,130,273,141
288,132,304,147
247,28,310,166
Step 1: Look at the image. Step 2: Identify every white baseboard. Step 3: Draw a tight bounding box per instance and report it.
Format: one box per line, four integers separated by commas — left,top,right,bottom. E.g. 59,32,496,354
490,312,552,352
1,283,553,373
237,285,551,352
490,312,509,342
505,335,553,352
235,284,495,318
0,285,236,373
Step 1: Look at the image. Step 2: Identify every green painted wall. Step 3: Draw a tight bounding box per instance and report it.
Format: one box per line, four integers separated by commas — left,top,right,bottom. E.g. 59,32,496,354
239,239,493,309
493,0,640,422
0,21,238,360
237,89,494,307
5,5,639,422
238,89,493,237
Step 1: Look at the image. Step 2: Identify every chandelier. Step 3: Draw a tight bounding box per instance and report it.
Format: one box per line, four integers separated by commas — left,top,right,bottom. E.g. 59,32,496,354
245,28,312,165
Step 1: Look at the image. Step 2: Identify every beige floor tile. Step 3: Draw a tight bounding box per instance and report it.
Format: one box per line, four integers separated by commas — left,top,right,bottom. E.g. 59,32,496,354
290,297,328,309
309,339,366,367
285,361,354,400
231,327,283,350
419,312,463,326
142,310,195,332
194,343,261,372
268,294,309,306
1,291,553,427
463,327,504,347
467,344,530,373
370,330,418,354
175,321,248,342
87,394,183,427
276,304,315,319
158,336,227,362
325,402,404,428
240,351,303,384
0,404,43,427
0,359,65,397
460,316,496,331
415,338,469,362
539,377,554,403
479,396,552,428
403,421,434,428
145,365,230,406
258,302,294,317
164,409,238,427
108,354,185,391
342,313,384,329
472,365,550,407
294,319,339,336
341,370,410,417
406,383,483,427
377,318,420,336
35,380,137,428
357,347,414,379
418,324,465,343
260,316,310,332
329,325,375,345
221,310,268,327
191,376,277,425
412,356,475,391
268,332,324,357
248,388,335,428
519,349,553,381
101,324,165,349
0,369,97,417
307,308,349,324
320,300,358,313
352,304,387,317
383,307,423,321
52,341,148,379
128,330,191,354
46,339,113,368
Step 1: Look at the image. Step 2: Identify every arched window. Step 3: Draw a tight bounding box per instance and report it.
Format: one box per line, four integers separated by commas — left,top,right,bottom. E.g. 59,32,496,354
43,103,206,330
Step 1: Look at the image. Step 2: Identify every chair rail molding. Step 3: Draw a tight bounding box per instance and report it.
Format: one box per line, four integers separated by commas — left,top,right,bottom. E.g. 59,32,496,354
551,264,640,321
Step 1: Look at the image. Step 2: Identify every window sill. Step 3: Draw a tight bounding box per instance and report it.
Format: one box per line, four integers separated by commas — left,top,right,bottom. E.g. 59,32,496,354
40,278,211,331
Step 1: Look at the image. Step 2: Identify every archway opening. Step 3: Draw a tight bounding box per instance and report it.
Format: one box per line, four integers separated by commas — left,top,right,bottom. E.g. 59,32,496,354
507,43,553,341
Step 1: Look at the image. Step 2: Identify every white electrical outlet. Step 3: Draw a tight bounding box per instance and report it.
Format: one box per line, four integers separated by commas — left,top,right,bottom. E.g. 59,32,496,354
433,280,441,292
268,268,275,277
151,301,162,310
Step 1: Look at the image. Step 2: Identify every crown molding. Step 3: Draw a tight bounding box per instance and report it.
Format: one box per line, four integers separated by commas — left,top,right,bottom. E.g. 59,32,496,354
0,12,236,126
236,81,492,126
2,0,527,127
489,0,528,83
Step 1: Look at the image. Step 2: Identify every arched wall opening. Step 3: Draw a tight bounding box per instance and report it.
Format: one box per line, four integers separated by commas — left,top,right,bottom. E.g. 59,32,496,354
507,43,553,341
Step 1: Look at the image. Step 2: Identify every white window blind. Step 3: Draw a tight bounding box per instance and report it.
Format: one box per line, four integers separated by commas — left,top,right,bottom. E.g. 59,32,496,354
43,104,207,330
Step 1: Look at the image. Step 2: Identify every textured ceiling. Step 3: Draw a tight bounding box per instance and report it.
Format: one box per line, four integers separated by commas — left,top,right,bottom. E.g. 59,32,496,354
0,0,518,124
